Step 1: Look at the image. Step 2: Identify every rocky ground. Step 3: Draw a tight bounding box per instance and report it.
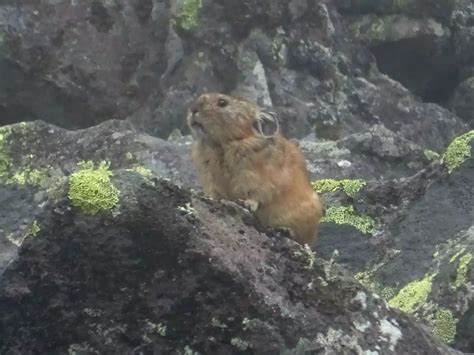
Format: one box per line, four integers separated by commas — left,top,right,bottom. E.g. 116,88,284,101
0,0,473,353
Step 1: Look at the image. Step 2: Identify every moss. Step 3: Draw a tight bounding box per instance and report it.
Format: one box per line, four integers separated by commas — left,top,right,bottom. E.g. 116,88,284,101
388,274,435,313
322,206,375,235
431,308,458,345
68,161,120,215
173,0,202,31
355,271,396,300
442,130,474,173
453,252,473,289
312,178,366,198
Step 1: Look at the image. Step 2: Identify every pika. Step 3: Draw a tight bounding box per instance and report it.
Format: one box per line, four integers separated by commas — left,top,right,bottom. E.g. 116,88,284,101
187,93,324,246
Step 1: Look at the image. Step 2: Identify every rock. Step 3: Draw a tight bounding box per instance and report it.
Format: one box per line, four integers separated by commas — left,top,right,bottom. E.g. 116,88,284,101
313,132,474,352
450,77,474,126
0,120,197,271
0,171,461,354
0,0,467,146
335,0,456,23
0,0,169,129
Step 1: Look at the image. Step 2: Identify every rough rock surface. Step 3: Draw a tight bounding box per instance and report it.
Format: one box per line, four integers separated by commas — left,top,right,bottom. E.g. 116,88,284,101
0,120,196,273
0,172,462,354
1,0,474,353
0,0,468,147
314,138,474,352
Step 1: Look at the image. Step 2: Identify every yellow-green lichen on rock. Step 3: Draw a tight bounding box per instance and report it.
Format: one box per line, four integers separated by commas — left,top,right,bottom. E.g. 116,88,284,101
312,178,366,198
68,161,120,215
355,271,396,300
453,252,473,289
388,273,435,313
442,130,474,173
11,168,45,186
431,308,458,345
173,0,203,31
126,165,154,179
351,16,386,42
322,205,375,235
423,149,440,162
0,125,11,181
28,220,41,237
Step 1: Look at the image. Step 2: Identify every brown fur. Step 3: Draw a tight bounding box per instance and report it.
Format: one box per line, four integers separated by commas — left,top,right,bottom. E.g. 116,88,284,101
187,93,324,246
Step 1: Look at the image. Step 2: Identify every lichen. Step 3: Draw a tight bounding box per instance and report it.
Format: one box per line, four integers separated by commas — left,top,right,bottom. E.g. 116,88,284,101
144,321,167,336
294,244,317,269
0,126,11,181
322,206,375,235
423,149,440,162
28,220,41,237
230,337,250,350
68,161,120,215
453,252,473,289
388,274,435,313
465,77,474,90
442,130,474,173
431,308,458,345
173,0,202,31
312,178,366,198
355,271,396,300
126,166,154,179
351,17,386,42
11,168,45,186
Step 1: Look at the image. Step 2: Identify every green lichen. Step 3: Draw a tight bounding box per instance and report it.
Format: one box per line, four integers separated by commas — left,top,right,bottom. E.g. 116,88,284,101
442,130,474,173
68,161,120,215
453,252,473,289
466,77,474,90
431,308,458,345
351,17,386,42
29,220,41,237
388,274,435,313
11,168,45,186
424,149,440,162
312,178,366,198
127,166,153,179
173,0,202,31
0,126,11,180
355,271,396,300
322,206,375,235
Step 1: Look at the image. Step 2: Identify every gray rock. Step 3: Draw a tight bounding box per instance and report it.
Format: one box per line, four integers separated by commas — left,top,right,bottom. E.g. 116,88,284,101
0,173,461,354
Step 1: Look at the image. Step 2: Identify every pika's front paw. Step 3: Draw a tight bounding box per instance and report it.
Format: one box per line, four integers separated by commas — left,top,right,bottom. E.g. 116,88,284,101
237,199,259,212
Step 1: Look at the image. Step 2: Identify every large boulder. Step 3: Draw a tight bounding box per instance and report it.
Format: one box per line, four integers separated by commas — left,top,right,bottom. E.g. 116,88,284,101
0,168,462,354
314,131,474,352
0,0,467,148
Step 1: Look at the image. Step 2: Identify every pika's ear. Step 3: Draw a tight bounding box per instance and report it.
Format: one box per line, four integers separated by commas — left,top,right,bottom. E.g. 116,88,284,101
253,110,280,139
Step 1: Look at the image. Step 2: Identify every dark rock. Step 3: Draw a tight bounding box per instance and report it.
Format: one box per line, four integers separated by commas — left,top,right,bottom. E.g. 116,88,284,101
0,120,197,272
0,173,461,354
0,0,467,146
0,0,169,129
450,77,474,126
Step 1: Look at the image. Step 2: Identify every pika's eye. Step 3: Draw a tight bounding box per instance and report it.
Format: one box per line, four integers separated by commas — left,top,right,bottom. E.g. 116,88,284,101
217,98,228,108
